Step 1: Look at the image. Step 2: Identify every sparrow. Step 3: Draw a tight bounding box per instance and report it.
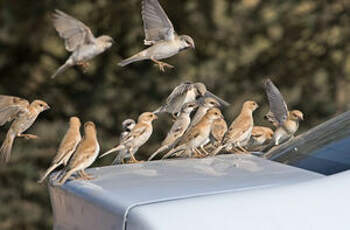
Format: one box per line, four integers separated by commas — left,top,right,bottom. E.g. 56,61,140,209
190,97,221,127
100,112,158,163
247,126,274,150
118,0,195,71
0,96,50,163
154,81,229,117
148,102,198,161
58,121,99,185
112,118,136,165
38,117,82,183
262,79,304,152
209,116,228,148
51,9,114,79
162,108,224,159
213,100,259,155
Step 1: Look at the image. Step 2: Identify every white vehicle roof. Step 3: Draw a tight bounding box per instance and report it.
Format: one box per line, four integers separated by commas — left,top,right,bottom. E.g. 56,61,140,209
49,154,323,230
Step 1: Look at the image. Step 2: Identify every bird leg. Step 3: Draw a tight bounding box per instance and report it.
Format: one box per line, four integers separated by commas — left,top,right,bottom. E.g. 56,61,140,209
81,170,95,180
77,61,90,72
127,148,143,163
18,134,39,140
151,57,174,72
193,148,205,158
200,145,210,156
236,144,249,154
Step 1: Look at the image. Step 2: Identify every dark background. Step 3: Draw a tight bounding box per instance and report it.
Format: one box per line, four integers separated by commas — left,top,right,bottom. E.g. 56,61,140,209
1,0,350,229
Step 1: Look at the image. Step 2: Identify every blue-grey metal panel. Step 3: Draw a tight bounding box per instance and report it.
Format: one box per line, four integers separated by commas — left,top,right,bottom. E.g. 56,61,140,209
49,154,323,230
128,170,350,230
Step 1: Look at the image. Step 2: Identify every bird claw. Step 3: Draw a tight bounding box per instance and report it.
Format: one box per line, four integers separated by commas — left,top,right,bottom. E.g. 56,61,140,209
156,62,174,72
127,159,143,164
77,62,90,72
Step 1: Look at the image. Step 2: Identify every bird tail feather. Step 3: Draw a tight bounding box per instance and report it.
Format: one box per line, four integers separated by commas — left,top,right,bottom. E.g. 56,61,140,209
37,163,60,183
148,145,169,161
0,131,15,163
99,145,124,159
51,62,72,79
118,54,147,67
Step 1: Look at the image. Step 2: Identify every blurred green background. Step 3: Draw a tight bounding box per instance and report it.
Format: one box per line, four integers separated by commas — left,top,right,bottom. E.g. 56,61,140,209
1,0,350,229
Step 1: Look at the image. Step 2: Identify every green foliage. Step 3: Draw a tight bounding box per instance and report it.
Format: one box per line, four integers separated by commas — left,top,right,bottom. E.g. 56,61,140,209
1,0,350,229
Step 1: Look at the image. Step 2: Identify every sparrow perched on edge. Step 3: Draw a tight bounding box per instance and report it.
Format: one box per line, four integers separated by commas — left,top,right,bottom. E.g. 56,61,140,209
0,96,50,163
51,9,114,79
58,121,99,185
262,79,303,152
112,119,136,165
154,82,229,117
100,112,158,163
210,116,228,149
118,0,195,71
247,126,274,150
162,108,224,159
213,101,259,155
148,102,198,161
38,117,82,183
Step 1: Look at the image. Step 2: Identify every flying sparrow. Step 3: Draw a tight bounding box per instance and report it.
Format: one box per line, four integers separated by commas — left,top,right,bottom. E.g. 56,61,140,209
51,9,114,79
247,126,274,150
0,97,50,163
162,108,223,159
112,118,136,165
118,0,195,71
154,81,229,117
213,100,259,155
100,112,158,163
58,121,99,185
38,117,82,183
262,79,304,152
148,102,198,161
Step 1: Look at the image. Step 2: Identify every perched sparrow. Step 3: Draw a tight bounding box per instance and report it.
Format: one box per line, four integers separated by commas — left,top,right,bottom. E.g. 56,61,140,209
100,112,158,163
154,82,229,117
190,97,221,127
210,116,228,148
58,121,99,185
162,108,223,159
51,9,114,79
0,97,50,163
247,126,274,150
214,101,259,155
262,79,304,152
112,118,136,165
118,0,195,71
148,102,198,161
38,117,81,183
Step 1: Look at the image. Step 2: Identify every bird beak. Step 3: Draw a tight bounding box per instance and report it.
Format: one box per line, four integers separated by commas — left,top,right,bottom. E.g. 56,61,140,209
45,105,50,110
300,115,304,120
191,42,195,49
154,114,158,120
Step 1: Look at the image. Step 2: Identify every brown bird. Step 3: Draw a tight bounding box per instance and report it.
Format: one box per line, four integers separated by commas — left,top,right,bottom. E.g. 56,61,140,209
118,0,195,71
247,126,274,150
0,96,50,163
38,117,82,183
58,121,99,185
162,108,224,159
100,112,158,163
148,102,198,161
213,100,259,155
262,79,304,152
210,117,228,148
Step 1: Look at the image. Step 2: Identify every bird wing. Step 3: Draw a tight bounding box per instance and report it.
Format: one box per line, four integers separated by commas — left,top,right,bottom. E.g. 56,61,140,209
69,141,97,168
224,116,251,143
141,0,175,45
52,9,96,52
264,79,289,126
0,95,29,126
211,118,227,141
122,124,147,144
162,120,187,145
204,91,230,107
166,82,193,105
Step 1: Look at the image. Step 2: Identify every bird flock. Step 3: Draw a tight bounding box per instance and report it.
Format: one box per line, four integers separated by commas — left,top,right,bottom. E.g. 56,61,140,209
0,0,304,186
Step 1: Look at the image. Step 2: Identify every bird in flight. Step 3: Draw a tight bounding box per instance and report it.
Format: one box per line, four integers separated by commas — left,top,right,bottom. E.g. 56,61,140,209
118,0,195,71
